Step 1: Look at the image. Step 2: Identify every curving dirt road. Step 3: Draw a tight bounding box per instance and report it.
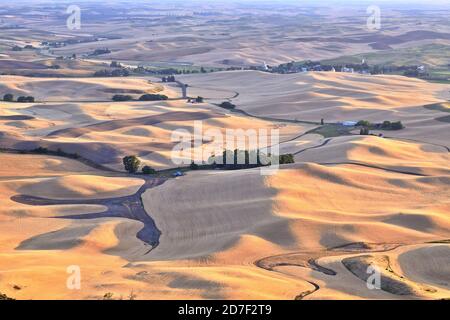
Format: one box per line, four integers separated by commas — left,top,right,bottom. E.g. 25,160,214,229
11,177,166,249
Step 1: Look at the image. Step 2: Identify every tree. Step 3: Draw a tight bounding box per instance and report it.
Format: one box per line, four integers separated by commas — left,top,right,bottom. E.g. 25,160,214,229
357,120,371,128
138,94,168,101
219,101,236,109
142,166,157,175
123,156,141,173
195,96,204,103
3,94,13,102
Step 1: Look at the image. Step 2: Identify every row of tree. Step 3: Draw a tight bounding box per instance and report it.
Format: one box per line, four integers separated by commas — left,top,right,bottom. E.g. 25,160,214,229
122,151,295,175
162,75,176,82
112,94,169,102
357,120,404,130
94,69,130,77
2,94,35,103
208,149,295,170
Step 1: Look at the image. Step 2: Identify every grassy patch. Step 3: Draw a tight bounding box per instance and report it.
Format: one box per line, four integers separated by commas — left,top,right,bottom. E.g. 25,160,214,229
436,115,450,123
424,102,450,113
309,124,352,138
425,79,450,84
321,44,450,67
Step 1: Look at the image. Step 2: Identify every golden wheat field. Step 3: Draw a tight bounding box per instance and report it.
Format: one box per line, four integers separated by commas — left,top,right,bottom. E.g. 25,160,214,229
0,0,449,302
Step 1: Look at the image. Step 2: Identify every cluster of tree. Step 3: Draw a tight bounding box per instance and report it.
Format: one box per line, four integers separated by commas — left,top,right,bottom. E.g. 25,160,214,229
3,94,35,103
11,44,35,51
162,75,176,82
139,94,169,101
357,120,404,131
89,48,111,56
208,149,271,170
133,66,218,76
29,146,80,159
2,93,14,102
41,36,118,48
403,69,429,78
122,155,157,175
208,150,296,170
271,60,370,74
110,61,122,68
270,60,430,78
17,96,35,103
380,121,404,130
219,101,236,109
94,68,130,77
112,94,169,102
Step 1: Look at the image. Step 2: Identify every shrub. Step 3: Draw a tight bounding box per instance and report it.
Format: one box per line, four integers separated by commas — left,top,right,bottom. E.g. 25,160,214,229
279,154,295,165
0,292,14,300
123,155,141,173
138,94,168,101
195,96,204,103
142,166,157,175
112,94,133,101
220,101,236,109
3,93,13,102
103,292,114,300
